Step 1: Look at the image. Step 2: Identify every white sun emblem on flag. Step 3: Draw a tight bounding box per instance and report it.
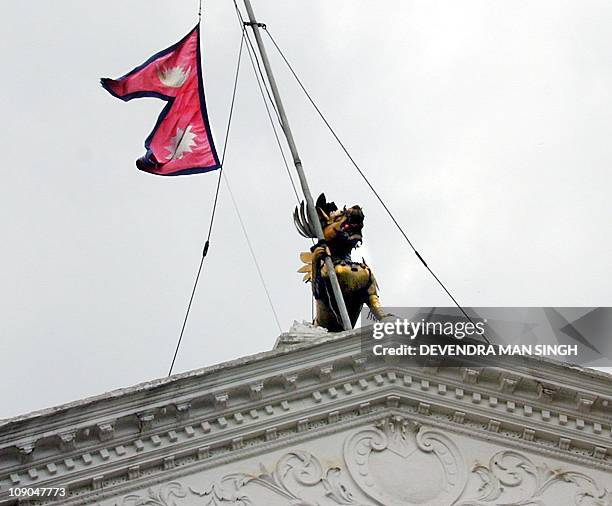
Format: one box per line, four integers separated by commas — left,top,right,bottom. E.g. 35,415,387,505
165,125,197,161
157,65,191,88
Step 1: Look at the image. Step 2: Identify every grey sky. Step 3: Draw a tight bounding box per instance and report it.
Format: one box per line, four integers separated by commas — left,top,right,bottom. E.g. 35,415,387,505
1,1,611,418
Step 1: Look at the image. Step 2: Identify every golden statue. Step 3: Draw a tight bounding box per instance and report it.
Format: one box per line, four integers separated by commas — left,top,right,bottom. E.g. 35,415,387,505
294,193,388,332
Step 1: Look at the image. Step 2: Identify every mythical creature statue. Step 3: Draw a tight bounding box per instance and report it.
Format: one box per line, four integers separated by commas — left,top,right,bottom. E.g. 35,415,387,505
294,193,387,332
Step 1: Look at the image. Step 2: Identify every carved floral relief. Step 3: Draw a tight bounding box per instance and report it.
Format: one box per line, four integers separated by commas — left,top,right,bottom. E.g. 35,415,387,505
116,417,611,506
454,450,612,506
121,482,186,506
189,450,366,505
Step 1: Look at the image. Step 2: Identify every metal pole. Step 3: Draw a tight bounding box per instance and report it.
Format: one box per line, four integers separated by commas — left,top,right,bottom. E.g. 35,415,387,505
242,0,352,331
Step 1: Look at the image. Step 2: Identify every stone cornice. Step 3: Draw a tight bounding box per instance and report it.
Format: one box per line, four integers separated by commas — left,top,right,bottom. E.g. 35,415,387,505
0,327,610,503
14,401,612,506
3,327,610,438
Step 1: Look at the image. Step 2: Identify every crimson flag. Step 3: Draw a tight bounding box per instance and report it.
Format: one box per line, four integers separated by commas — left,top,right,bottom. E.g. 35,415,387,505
101,25,220,176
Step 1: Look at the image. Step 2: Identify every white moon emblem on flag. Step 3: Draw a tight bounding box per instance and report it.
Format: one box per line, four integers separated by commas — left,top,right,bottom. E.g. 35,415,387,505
157,65,190,88
165,125,197,161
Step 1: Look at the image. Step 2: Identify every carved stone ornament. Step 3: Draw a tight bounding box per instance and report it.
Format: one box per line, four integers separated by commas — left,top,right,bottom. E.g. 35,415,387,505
115,425,611,506
343,416,467,505
120,482,186,506
454,450,612,506
190,450,367,505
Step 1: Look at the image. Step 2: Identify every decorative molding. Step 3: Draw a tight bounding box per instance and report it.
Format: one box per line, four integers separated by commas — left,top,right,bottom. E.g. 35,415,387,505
318,365,334,382
344,415,467,506
128,465,140,480
1,326,611,505
214,393,229,410
121,482,186,506
189,450,366,505
577,393,597,413
248,382,263,401
1,361,609,475
59,431,77,452
1,378,610,501
351,356,368,372
137,412,155,432
455,450,612,505
537,382,558,403
97,422,115,442
175,402,192,420
16,442,34,464
462,368,480,385
282,373,298,391
499,373,520,394
25,405,612,506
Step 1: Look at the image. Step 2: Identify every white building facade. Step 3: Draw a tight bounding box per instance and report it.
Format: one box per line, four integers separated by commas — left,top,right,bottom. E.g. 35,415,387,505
1,326,611,505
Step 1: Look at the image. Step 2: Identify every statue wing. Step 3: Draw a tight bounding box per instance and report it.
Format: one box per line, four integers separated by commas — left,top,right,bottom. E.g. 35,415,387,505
297,251,313,282
293,201,317,238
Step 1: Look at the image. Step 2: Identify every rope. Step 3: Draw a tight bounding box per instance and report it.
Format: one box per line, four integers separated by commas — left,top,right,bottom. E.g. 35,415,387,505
263,28,490,344
223,172,283,332
168,32,245,377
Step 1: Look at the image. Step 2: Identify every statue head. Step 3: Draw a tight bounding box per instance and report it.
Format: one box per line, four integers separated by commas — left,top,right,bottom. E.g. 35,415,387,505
316,194,364,249
294,193,365,254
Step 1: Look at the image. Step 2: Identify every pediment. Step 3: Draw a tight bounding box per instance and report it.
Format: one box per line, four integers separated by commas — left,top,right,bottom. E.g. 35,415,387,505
0,327,610,504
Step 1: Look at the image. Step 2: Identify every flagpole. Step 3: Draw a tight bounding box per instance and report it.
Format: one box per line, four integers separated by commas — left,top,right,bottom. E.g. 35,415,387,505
241,0,352,331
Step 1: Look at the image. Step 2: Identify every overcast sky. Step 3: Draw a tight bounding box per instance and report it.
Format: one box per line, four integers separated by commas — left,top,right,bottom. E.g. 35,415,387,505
1,1,611,418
